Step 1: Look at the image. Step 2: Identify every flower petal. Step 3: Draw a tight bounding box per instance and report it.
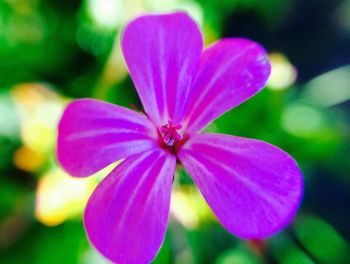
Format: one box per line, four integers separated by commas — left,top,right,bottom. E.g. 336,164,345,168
178,133,303,238
121,12,203,126
184,39,271,135
57,99,158,177
84,149,176,264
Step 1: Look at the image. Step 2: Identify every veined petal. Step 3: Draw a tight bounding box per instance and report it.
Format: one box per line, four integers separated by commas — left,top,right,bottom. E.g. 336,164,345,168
178,133,303,238
57,99,158,177
84,149,176,264
121,12,203,126
184,39,271,135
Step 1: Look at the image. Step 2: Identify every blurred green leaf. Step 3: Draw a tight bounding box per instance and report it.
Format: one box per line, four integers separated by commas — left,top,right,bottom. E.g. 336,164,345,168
294,216,350,264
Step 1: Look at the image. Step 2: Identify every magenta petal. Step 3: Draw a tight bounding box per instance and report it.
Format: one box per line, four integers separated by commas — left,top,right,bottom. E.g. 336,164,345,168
184,38,271,135
57,99,158,177
122,12,203,126
84,149,176,264
178,133,303,238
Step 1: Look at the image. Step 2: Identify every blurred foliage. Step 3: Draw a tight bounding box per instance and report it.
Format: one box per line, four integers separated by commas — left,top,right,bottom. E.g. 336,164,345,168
1,0,350,263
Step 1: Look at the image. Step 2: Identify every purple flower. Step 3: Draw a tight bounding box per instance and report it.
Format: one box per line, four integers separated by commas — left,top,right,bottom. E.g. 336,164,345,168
57,12,303,264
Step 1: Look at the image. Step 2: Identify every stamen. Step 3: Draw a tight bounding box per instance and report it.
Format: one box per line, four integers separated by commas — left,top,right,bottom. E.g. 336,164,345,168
159,120,184,147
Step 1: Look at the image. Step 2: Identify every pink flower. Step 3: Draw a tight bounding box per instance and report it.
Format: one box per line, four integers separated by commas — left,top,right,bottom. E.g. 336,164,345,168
57,12,303,264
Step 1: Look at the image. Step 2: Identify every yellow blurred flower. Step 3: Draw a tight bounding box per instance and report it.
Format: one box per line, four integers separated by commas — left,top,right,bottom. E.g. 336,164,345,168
11,83,65,172
35,169,95,226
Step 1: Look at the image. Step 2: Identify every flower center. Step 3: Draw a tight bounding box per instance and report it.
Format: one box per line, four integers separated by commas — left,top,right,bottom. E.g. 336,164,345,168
159,120,183,147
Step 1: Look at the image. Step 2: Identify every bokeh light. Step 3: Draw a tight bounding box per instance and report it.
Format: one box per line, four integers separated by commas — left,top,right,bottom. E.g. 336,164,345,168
267,53,297,90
